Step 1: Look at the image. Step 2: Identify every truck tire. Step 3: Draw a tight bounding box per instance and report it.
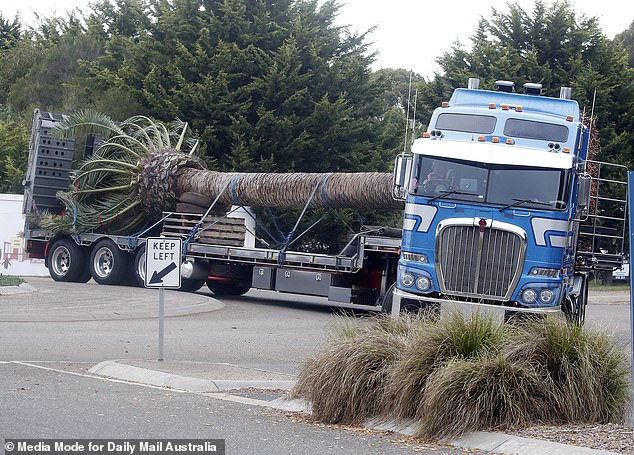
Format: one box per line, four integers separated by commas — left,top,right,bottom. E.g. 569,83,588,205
381,283,396,314
90,239,129,285
563,274,588,325
206,280,250,296
133,245,147,287
48,238,86,282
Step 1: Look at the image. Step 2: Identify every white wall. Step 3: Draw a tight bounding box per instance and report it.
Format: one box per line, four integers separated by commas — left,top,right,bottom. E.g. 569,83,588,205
0,193,48,276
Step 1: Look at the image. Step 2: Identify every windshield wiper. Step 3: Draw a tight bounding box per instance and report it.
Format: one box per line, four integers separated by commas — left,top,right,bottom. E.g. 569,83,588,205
429,190,479,203
499,198,551,211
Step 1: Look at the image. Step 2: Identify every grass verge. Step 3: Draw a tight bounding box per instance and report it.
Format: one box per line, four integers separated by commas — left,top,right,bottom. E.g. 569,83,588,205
0,274,24,287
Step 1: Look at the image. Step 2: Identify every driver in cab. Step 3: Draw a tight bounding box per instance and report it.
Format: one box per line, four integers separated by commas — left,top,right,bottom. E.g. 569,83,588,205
424,161,455,191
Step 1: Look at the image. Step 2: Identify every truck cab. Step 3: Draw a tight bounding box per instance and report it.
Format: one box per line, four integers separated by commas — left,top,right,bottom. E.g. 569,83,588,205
392,79,627,322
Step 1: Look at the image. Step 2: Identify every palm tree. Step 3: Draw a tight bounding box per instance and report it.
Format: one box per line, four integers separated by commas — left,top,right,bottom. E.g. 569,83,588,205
43,111,402,234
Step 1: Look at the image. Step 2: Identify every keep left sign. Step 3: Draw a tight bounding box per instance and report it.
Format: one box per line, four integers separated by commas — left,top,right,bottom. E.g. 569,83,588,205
145,237,182,288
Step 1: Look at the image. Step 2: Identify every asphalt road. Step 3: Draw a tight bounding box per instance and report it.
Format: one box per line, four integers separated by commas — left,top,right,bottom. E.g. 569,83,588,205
0,277,491,454
0,277,631,455
1,362,479,455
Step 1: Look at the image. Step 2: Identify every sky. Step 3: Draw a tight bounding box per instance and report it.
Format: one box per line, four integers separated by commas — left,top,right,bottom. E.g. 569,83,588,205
2,0,633,78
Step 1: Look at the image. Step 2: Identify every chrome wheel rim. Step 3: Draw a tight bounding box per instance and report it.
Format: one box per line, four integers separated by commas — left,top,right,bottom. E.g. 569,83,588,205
51,246,71,277
93,246,115,279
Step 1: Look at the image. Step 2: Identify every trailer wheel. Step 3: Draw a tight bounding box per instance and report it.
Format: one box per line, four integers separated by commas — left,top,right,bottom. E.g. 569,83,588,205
90,239,128,285
48,238,85,282
180,278,206,292
76,267,92,283
133,245,147,287
206,280,250,296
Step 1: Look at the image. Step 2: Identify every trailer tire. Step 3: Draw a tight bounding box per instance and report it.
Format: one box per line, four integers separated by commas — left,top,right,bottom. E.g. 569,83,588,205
180,278,206,292
90,239,129,285
77,267,92,283
48,238,86,282
133,245,147,287
206,280,250,296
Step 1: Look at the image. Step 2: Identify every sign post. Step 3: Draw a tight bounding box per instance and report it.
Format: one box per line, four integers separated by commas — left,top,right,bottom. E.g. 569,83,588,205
145,237,182,361
627,171,634,424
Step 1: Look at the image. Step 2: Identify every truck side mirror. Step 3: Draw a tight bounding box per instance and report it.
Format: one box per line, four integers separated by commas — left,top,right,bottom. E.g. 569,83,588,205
575,173,592,220
393,154,413,200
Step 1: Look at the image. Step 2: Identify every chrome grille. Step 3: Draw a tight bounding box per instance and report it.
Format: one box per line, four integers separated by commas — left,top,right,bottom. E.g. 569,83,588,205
436,221,525,300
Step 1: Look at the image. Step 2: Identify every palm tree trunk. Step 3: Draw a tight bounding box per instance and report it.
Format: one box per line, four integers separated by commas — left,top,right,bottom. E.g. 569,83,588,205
175,168,404,210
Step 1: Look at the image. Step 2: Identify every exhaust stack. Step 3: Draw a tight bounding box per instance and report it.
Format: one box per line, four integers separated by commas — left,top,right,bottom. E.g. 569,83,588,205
560,87,573,100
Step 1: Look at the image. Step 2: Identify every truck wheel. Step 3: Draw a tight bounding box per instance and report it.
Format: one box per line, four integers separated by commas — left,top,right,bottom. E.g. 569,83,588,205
381,283,396,313
180,278,206,292
133,245,147,287
48,238,85,282
90,239,128,285
206,280,250,296
563,274,588,325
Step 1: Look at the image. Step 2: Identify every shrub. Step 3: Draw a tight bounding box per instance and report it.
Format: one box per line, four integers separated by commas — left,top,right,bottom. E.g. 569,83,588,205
419,353,554,439
292,316,411,424
384,310,508,419
294,310,630,437
506,317,631,424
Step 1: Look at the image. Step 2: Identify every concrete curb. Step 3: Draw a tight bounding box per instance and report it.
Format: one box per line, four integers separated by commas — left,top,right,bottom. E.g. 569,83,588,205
88,360,296,392
448,431,622,455
366,420,622,455
88,360,623,455
0,282,36,296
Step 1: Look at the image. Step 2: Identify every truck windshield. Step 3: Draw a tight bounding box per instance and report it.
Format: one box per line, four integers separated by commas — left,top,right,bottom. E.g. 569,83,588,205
410,156,570,210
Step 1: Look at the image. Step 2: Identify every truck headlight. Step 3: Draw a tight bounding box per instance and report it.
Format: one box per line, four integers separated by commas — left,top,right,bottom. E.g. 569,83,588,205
415,276,431,291
522,288,537,304
539,289,555,304
400,273,415,287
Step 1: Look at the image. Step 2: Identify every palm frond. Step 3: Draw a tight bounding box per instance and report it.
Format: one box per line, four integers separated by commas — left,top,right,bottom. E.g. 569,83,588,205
53,110,123,140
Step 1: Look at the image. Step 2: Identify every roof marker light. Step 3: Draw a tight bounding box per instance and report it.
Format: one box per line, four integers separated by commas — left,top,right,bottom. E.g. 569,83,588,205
506,138,515,145
501,104,509,110
563,147,570,153
477,136,485,142
492,137,500,143
488,103,496,109
442,102,449,107
422,132,431,138
566,115,573,121
515,106,523,112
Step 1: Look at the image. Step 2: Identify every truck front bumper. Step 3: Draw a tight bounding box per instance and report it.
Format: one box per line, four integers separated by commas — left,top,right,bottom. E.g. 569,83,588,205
392,288,562,319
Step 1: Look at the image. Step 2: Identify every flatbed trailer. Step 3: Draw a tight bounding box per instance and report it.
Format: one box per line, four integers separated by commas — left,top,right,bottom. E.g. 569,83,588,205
22,109,401,308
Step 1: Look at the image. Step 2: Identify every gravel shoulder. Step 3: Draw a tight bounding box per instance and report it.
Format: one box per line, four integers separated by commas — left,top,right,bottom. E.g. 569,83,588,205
510,423,633,454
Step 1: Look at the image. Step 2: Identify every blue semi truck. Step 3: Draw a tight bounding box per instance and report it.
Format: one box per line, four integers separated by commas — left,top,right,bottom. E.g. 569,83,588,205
391,78,627,322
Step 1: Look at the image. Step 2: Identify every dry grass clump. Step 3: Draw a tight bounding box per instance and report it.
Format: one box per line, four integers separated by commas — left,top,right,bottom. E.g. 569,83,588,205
384,310,508,420
293,309,631,438
419,354,553,438
292,315,415,424
506,317,630,424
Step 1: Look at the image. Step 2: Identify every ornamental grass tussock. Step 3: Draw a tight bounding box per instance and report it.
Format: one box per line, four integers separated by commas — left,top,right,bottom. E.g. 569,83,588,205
292,309,631,439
